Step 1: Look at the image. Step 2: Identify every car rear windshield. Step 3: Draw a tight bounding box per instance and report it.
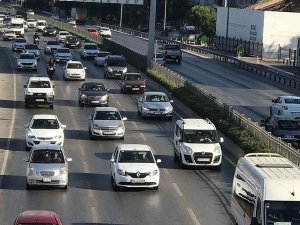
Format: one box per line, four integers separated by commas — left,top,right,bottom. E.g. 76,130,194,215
84,44,97,50
57,49,70,53
31,150,64,164
47,41,59,45
145,94,168,102
15,39,26,43
94,111,121,120
20,54,35,59
67,63,83,69
97,52,110,57
279,120,299,129
37,22,46,26
60,32,69,35
29,81,50,88
107,59,126,67
284,98,300,104
101,27,109,31
183,130,218,143
31,119,59,129
25,44,38,49
118,150,154,163
165,45,180,50
125,74,142,81
82,83,105,91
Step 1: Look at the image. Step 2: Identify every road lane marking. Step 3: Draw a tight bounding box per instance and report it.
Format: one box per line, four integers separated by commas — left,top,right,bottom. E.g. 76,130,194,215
223,154,236,167
140,133,147,141
131,121,138,128
172,183,183,197
91,206,100,223
163,168,169,175
187,208,201,225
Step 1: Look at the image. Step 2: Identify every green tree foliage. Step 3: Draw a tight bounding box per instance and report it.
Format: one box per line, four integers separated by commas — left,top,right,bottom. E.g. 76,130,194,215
188,5,216,38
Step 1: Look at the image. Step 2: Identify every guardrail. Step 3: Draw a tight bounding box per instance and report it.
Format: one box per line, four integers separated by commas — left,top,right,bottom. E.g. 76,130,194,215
150,61,300,166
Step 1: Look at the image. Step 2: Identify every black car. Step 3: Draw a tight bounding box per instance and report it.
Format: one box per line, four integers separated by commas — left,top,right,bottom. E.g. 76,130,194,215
64,35,81,48
78,82,110,107
42,26,57,36
260,115,300,145
121,73,146,94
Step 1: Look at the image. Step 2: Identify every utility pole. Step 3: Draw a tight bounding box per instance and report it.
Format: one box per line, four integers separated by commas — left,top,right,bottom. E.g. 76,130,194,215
119,3,123,27
225,0,230,54
163,0,167,36
147,0,156,67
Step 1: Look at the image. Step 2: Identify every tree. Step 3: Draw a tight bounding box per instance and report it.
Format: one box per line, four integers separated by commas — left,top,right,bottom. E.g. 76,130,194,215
187,5,216,38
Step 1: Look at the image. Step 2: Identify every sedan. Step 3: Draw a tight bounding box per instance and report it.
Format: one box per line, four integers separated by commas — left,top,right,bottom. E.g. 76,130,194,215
3,30,17,41
24,114,66,150
24,44,40,59
78,82,109,107
42,26,57,36
24,144,72,189
44,40,61,54
137,92,173,119
98,26,111,37
110,144,161,190
270,96,300,118
88,107,127,140
12,37,27,51
17,53,37,71
15,210,64,225
121,73,146,94
80,42,99,59
54,48,72,62
94,51,110,66
63,60,86,80
64,35,81,48
87,28,97,36
56,30,70,43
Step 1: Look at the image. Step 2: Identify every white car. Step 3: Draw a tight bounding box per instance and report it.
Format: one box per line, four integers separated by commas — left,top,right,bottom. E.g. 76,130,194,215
110,144,161,190
66,18,76,27
137,92,173,119
11,37,27,51
35,20,47,32
63,61,86,81
54,48,72,62
44,40,61,54
24,144,72,189
17,53,37,71
3,29,16,41
80,42,99,59
97,26,111,37
24,114,66,150
56,31,70,43
26,10,34,15
270,96,300,117
154,52,164,65
26,19,36,28
88,107,127,139
94,51,110,66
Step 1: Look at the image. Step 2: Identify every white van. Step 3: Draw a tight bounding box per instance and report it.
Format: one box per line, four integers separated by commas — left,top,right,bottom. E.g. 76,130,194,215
173,118,223,168
231,153,300,225
36,20,47,32
10,17,24,37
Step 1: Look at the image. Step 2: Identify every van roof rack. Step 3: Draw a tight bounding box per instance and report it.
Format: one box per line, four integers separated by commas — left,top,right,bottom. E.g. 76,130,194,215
256,163,293,168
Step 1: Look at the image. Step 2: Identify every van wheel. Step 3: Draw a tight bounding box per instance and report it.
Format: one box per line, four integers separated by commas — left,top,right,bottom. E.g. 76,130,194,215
152,186,159,190
174,148,179,161
179,154,185,169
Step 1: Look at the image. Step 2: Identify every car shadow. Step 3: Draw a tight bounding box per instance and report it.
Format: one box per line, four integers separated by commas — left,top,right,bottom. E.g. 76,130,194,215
0,138,26,151
64,129,90,141
54,99,78,107
94,152,111,160
0,99,24,109
0,175,26,190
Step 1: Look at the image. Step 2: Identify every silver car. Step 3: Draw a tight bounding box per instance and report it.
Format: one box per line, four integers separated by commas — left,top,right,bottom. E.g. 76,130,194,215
137,92,174,119
54,48,72,62
24,144,72,189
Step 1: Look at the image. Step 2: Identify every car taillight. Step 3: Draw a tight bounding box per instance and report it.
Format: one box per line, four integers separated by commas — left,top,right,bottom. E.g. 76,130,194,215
273,122,279,129
282,105,288,110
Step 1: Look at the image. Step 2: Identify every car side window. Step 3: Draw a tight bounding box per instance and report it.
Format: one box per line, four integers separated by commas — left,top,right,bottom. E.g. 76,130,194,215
113,147,118,161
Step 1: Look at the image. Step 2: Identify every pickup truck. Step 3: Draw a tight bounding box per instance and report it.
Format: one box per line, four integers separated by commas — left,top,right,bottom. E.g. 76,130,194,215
161,44,182,64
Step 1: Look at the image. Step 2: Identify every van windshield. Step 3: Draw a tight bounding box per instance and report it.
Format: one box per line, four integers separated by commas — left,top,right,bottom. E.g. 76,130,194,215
265,201,300,225
183,130,218,143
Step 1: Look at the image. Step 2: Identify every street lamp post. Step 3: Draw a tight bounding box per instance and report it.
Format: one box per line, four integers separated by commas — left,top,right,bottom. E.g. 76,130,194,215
147,0,157,67
163,0,167,37
224,0,230,54
119,3,123,27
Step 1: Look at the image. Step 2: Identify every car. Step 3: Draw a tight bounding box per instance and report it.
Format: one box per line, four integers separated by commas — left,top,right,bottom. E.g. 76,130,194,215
64,35,81,48
260,115,300,145
87,27,97,36
97,26,111,37
42,25,57,36
24,44,40,59
35,20,47,32
78,82,109,107
44,40,61,54
270,96,300,117
80,42,99,59
137,92,173,119
94,51,110,66
26,9,34,15
17,53,37,71
121,73,146,94
154,52,164,65
15,14,24,19
26,18,36,28
110,144,161,190
63,60,86,80
14,210,63,225
3,29,16,41
88,107,127,139
161,44,182,64
11,37,27,51
24,144,71,189
24,114,66,150
24,77,55,108
104,55,127,79
54,48,72,62
56,30,70,43
66,18,76,27
50,14,60,21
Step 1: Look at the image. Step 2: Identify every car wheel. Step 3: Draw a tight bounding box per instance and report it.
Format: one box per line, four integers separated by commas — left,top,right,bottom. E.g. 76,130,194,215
113,178,120,191
79,100,84,107
49,103,54,109
140,109,144,119
63,185,68,190
89,129,95,140
63,74,67,81
179,154,185,169
25,144,31,151
26,183,31,190
270,107,273,115
152,186,159,190
174,148,179,161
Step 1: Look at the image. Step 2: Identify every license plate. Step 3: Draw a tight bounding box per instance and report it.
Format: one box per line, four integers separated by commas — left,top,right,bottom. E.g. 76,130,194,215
91,101,99,104
71,44,75,46
292,112,300,115
40,141,49,144
197,158,210,162
154,111,162,114
36,99,44,102
42,177,51,183
132,88,139,90
131,178,145,183
103,131,115,135
171,56,176,58
284,135,294,138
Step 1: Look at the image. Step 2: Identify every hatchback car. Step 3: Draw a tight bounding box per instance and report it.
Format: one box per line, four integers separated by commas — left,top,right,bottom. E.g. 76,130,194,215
94,51,111,66
110,144,161,190
42,25,57,36
137,92,173,119
14,210,63,224
12,37,27,51
44,40,61,54
26,18,36,28
270,96,300,118
121,73,146,94
24,114,66,150
64,35,81,48
3,30,16,41
56,30,70,43
98,26,111,37
35,20,47,32
63,60,86,80
104,55,127,79
80,42,99,59
24,144,72,189
78,82,109,107
17,53,37,71
54,48,72,62
24,44,40,59
87,28,97,36
88,107,127,139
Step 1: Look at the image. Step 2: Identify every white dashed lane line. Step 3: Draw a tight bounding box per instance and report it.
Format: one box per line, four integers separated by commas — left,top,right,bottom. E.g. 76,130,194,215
172,182,183,197
187,208,202,225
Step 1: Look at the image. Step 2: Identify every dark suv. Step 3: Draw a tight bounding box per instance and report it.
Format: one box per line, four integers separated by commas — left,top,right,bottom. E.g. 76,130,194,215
64,35,81,48
104,55,127,79
121,73,146,94
260,115,300,145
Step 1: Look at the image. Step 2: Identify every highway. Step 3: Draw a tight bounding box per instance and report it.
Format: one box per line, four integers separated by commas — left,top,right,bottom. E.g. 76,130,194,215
0,29,236,225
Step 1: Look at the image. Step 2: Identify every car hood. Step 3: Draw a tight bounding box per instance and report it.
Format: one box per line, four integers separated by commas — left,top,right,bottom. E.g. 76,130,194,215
66,68,84,73
29,163,66,172
58,35,68,39
14,42,26,46
93,120,123,128
46,44,61,49
84,49,98,53
117,163,158,173
56,53,71,57
66,40,79,43
29,129,63,137
108,66,126,71
45,29,56,32
95,57,105,61
18,59,36,63
124,80,145,86
183,143,221,153
82,91,107,96
26,88,52,93
143,102,171,109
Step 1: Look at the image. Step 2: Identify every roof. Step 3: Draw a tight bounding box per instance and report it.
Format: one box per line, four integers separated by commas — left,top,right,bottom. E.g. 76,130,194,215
143,91,166,96
67,60,82,64
16,210,59,224
33,144,62,151
107,55,125,60
279,95,300,99
28,76,51,81
95,106,118,112
83,42,97,46
118,144,151,151
32,114,57,119
178,118,216,130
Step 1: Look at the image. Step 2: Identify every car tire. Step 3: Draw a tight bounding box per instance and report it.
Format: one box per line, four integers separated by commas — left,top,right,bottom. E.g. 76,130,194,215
26,183,31,190
25,144,31,151
174,148,179,161
179,154,185,169
140,110,144,119
113,178,120,191
63,74,67,81
153,186,159,190
270,107,273,115
49,103,54,109
79,100,84,107
89,129,95,140
63,185,68,190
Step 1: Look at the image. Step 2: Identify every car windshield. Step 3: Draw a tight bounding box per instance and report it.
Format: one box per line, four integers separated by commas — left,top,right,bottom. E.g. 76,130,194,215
25,44,38,50
11,24,23,28
28,81,50,88
19,54,35,59
84,44,97,50
67,63,83,69
60,32,69,36
125,74,142,81
45,26,54,30
27,19,35,22
30,149,65,164
37,22,46,26
284,98,300,104
265,201,300,225
67,37,77,41
82,83,105,91
31,119,59,129
118,150,155,163
47,41,59,45
145,94,168,102
165,45,180,50
5,30,14,34
101,27,109,31
97,52,110,57
57,49,70,53
88,29,96,32
107,59,126,67
15,39,26,43
183,130,218,143
94,111,121,120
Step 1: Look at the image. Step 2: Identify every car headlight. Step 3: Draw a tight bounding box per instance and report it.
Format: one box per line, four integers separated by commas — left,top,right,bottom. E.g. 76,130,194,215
81,94,87,99
76,41,79,45
140,85,146,88
80,70,85,75
93,124,100,130
214,146,221,154
47,91,54,97
59,166,67,174
28,166,36,176
33,62,37,66
117,125,124,133
149,170,158,177
54,134,63,139
117,169,127,176
101,94,108,100
183,145,193,154
83,50,86,53
108,67,113,72
142,107,150,111
27,132,36,139
26,91,33,95
17,61,22,65
67,71,71,75
36,51,40,55
123,67,127,73
46,46,50,50
165,105,173,112
125,85,131,87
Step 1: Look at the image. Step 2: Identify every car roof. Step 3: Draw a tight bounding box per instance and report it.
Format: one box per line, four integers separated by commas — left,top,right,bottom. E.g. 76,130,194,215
83,42,97,46
272,115,298,120
95,106,118,112
33,144,63,151
67,60,82,64
28,77,51,81
118,144,152,151
177,118,216,130
20,53,35,56
279,96,300,99
32,114,57,120
107,55,125,60
16,210,59,224
144,91,166,96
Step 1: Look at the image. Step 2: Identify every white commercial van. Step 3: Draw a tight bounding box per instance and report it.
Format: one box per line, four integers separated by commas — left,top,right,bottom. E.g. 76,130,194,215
10,17,24,37
35,20,47,32
231,153,300,225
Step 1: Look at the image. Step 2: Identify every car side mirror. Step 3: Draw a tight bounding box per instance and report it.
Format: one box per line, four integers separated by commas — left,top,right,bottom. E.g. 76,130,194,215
110,158,115,163
122,117,128,121
219,137,224,143
106,88,110,92
23,157,29,162
67,158,72,162
156,159,162,163
272,99,275,103
24,123,29,128
84,67,87,70
52,85,56,88
24,84,27,88
170,100,174,103
61,124,67,128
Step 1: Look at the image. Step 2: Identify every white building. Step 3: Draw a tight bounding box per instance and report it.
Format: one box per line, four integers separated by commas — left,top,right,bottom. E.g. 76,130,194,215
216,7,300,58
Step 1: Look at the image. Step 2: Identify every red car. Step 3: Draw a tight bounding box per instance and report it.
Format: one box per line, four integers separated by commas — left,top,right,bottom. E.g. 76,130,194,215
87,28,97,36
14,210,63,225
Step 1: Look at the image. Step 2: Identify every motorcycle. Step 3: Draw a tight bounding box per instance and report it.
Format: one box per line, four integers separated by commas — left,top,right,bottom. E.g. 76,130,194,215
47,65,55,79
33,37,39,45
